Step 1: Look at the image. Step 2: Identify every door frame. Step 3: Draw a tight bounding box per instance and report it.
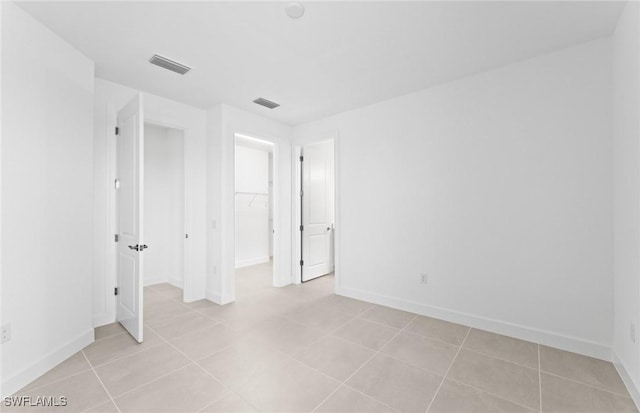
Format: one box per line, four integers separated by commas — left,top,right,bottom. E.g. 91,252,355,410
107,110,193,315
233,132,279,291
143,119,188,292
293,136,339,286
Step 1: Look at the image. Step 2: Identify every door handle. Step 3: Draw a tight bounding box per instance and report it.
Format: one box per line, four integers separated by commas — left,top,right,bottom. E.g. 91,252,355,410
128,244,149,251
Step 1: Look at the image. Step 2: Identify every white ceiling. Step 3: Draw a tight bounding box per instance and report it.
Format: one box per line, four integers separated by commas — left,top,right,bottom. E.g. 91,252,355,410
17,1,625,125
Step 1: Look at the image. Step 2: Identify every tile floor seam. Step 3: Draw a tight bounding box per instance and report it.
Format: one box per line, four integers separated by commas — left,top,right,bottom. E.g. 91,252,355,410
144,323,262,413
95,331,129,342
424,327,471,413
16,366,95,394
538,344,542,413
149,318,222,342
393,328,468,348
86,340,166,369
459,347,540,372
340,383,403,413
143,322,244,364
444,377,540,413
99,362,197,403
79,350,122,413
538,370,634,399
309,314,419,413
285,310,363,358
353,313,406,332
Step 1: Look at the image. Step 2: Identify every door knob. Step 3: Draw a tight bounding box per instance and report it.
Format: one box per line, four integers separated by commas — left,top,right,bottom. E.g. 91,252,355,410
326,227,331,231
128,245,139,251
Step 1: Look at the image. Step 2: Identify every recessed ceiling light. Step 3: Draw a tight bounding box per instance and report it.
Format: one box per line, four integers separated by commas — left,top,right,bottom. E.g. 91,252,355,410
285,2,305,19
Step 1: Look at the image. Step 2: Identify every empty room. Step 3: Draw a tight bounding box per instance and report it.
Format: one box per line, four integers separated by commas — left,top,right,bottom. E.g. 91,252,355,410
2,1,640,412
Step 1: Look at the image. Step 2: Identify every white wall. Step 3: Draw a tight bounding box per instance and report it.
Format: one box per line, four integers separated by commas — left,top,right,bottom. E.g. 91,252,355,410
294,38,613,359
207,104,292,304
144,124,184,287
93,78,207,326
1,2,94,396
235,145,270,268
613,0,640,404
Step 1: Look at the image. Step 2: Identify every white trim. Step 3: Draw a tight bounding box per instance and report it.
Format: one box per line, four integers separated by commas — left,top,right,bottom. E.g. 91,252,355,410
1,329,94,397
205,289,231,305
336,285,612,361
168,277,184,289
144,276,167,287
235,256,270,269
613,352,640,409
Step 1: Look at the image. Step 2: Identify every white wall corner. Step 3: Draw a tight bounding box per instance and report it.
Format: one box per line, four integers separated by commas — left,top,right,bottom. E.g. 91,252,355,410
1,329,94,398
613,352,640,410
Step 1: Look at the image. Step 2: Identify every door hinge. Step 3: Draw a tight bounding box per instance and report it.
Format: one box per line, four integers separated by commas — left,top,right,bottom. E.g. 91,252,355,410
115,127,119,135
185,233,189,239
114,179,120,189
300,225,304,231
114,234,119,242
300,260,304,266
114,287,118,296
300,189,303,197
300,155,304,162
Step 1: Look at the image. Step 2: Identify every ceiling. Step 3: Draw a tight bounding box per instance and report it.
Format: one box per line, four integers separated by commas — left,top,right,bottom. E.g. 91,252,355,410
17,1,625,125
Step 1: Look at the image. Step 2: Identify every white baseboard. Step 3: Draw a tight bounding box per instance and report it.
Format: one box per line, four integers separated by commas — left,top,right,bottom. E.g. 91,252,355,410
336,285,612,361
92,313,115,328
613,353,640,409
143,276,167,287
235,256,269,269
1,329,94,397
206,288,235,305
168,277,184,289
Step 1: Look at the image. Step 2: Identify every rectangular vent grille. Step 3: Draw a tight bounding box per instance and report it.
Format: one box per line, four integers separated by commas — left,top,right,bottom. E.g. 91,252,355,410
149,54,191,75
253,97,280,109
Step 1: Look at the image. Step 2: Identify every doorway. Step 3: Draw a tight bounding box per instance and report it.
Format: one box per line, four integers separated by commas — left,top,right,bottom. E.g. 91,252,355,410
234,134,275,299
143,123,186,292
298,139,336,283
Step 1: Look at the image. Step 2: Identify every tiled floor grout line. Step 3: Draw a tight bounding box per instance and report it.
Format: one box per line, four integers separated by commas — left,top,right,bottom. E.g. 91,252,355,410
87,341,166,370
444,377,539,412
309,314,419,413
80,350,123,413
424,327,471,413
539,370,634,399
102,362,197,408
143,323,262,413
538,344,542,413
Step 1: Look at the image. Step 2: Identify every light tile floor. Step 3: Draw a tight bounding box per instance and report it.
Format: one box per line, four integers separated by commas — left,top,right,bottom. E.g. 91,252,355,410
8,264,639,413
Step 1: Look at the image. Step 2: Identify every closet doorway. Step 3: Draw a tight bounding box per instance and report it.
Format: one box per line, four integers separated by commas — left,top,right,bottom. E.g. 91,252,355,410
143,122,186,295
234,134,275,299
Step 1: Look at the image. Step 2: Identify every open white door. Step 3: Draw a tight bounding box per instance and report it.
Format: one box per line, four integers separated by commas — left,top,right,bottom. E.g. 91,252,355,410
116,94,145,342
301,140,334,282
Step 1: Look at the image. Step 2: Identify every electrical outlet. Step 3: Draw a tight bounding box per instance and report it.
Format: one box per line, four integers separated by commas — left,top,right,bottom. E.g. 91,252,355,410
631,323,636,343
1,324,11,344
420,273,428,284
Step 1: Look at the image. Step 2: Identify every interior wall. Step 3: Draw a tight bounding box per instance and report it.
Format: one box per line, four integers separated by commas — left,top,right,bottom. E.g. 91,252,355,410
613,0,640,404
93,78,207,326
235,144,270,268
1,2,94,396
207,104,293,304
294,38,613,359
144,124,184,287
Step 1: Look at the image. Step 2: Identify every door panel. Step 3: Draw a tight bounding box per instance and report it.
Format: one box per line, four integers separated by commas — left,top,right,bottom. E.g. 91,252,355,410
302,140,333,282
116,94,144,342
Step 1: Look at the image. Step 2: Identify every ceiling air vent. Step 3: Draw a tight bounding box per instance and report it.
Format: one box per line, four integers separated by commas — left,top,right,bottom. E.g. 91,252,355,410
253,97,280,109
149,54,191,75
